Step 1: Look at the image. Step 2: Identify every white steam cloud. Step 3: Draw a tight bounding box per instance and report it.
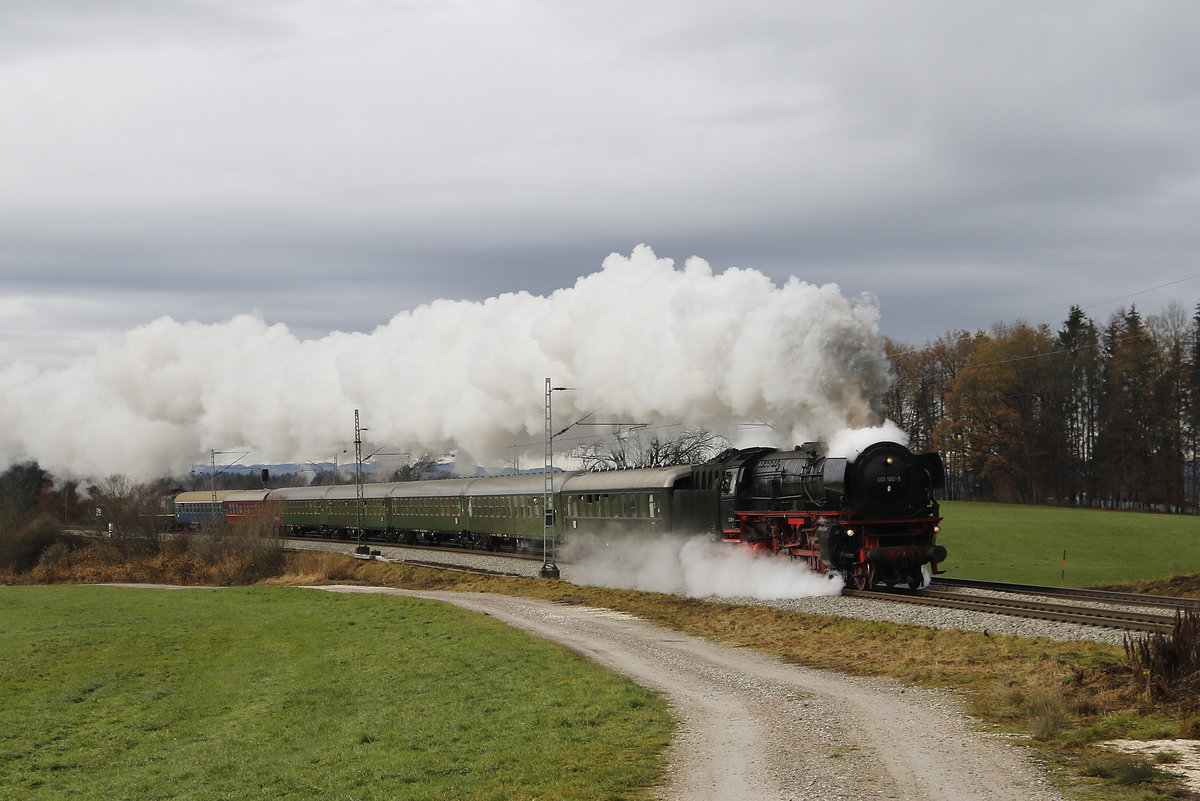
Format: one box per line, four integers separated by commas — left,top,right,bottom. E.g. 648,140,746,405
828,420,909,461
565,534,845,599
0,245,893,479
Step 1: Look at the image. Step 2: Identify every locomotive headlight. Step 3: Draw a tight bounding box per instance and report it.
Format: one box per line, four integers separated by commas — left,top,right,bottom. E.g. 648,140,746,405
885,457,894,465
934,525,941,534
844,528,855,537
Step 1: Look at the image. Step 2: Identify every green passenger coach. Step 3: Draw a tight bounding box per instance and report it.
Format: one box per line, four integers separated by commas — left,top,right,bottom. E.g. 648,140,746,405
200,465,719,551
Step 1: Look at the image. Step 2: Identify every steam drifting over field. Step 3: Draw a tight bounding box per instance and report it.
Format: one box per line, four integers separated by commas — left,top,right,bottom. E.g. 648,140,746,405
564,533,845,599
0,246,894,479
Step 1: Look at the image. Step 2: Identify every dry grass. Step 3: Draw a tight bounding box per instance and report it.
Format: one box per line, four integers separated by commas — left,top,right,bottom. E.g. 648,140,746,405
1125,609,1200,708
275,552,1132,697
1,517,284,587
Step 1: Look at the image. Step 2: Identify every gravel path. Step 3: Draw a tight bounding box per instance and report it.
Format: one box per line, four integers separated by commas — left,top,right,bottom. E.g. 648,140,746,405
313,584,1067,801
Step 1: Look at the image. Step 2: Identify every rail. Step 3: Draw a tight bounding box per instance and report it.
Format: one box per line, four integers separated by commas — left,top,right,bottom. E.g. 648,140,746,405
930,577,1200,612
847,587,1179,634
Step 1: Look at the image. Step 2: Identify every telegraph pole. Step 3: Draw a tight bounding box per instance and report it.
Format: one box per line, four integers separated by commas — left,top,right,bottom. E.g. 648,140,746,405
354,409,368,554
541,379,577,579
208,449,248,529
542,379,558,578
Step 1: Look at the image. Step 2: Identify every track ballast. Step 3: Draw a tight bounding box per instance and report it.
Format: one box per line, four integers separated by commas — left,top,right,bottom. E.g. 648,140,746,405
287,535,1194,636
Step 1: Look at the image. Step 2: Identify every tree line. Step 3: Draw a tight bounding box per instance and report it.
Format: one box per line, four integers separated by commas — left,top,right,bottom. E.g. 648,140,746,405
884,301,1199,512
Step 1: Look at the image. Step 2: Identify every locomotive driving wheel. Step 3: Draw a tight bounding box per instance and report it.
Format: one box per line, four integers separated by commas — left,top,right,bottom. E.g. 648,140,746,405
848,563,874,591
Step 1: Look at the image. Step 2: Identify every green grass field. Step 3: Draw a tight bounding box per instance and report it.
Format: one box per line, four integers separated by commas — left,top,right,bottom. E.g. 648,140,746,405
937,501,1200,587
0,586,670,801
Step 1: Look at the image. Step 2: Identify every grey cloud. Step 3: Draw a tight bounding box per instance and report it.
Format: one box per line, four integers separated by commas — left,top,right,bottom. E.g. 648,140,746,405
2,0,1199,365
0,0,290,62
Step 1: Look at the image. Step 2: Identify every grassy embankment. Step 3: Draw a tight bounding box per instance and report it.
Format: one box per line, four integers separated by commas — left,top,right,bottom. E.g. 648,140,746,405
0,585,670,801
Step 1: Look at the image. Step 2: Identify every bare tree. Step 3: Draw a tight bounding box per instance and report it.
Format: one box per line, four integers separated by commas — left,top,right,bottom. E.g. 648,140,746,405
92,474,170,553
390,455,452,482
571,428,729,470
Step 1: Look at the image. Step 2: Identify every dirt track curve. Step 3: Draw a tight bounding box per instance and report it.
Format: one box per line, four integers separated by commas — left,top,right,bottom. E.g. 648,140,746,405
315,586,1067,801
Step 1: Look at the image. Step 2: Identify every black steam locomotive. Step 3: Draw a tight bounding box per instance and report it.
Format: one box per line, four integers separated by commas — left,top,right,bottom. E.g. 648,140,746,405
703,441,945,589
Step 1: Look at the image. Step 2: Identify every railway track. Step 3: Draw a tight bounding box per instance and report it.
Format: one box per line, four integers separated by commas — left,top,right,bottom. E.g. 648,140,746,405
849,587,1185,634
288,535,547,561
286,537,536,578
931,576,1200,611
290,536,1193,634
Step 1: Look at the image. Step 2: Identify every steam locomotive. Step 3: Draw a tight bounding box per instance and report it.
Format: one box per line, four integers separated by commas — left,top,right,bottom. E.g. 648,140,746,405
173,440,945,590
706,441,946,589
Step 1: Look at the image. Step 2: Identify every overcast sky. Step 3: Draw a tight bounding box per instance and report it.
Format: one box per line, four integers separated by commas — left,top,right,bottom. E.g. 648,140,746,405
3,0,1199,370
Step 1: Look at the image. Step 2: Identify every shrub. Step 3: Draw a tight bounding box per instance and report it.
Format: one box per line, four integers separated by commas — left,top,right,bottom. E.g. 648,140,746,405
1125,609,1200,707
1113,757,1169,786
1026,688,1071,741
0,516,62,573
1078,753,1170,785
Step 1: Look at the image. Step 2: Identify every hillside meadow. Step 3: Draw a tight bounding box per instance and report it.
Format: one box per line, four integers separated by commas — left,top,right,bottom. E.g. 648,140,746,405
936,501,1200,588
0,585,670,801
